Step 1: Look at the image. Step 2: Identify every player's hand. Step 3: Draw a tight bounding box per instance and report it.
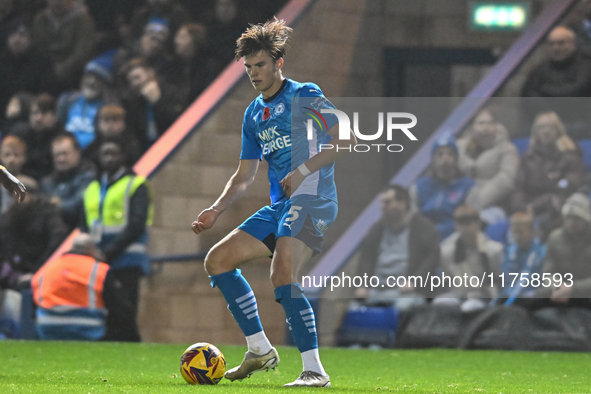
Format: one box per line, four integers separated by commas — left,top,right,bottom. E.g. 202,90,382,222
0,167,26,203
280,169,305,198
192,208,220,234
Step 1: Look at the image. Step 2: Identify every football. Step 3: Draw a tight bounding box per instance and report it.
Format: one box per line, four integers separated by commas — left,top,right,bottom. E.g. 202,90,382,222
179,342,226,385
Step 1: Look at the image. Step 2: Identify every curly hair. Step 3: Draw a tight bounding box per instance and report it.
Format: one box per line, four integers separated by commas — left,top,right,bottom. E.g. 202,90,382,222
235,19,292,61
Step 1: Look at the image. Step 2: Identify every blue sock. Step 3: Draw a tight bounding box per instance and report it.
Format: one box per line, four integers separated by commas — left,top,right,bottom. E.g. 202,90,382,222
275,283,317,352
210,269,263,336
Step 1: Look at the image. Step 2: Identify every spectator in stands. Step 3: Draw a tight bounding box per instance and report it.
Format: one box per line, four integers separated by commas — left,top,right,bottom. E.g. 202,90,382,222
172,22,211,106
84,105,142,167
0,136,26,214
1,92,33,136
510,111,585,241
0,21,55,117
31,0,96,91
521,25,591,138
205,0,246,76
13,93,65,181
0,175,68,291
41,132,95,231
354,185,440,309
128,0,190,42
493,211,546,305
57,51,117,149
435,205,504,312
0,0,26,56
119,58,183,149
458,109,519,215
522,26,591,98
410,136,476,241
569,1,591,59
32,232,135,341
115,20,178,88
535,193,591,307
80,138,153,341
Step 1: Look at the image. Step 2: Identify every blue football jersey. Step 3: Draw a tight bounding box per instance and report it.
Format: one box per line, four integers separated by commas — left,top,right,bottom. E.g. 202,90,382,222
240,79,338,204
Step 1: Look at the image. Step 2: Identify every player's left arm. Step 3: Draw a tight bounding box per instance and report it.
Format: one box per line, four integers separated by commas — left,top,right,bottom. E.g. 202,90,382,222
280,124,356,198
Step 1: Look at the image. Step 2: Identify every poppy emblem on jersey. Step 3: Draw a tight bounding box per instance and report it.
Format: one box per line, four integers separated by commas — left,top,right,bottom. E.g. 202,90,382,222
263,107,271,121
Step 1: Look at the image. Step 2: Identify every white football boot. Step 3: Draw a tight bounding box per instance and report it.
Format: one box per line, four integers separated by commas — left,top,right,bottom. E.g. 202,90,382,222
284,371,331,387
224,347,279,381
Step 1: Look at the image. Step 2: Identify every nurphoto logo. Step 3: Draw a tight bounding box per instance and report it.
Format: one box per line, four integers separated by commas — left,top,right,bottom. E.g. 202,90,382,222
306,109,418,153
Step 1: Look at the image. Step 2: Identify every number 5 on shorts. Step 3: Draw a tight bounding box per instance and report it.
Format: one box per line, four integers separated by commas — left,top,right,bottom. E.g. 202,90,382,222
285,206,303,224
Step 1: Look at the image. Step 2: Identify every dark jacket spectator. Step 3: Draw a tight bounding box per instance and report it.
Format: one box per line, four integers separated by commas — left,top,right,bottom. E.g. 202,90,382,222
41,133,95,231
356,187,440,299
536,193,591,304
83,105,142,167
13,94,64,181
511,112,585,240
119,58,183,149
0,22,55,117
205,0,247,76
172,23,212,106
522,26,591,98
128,0,190,42
0,176,68,290
31,0,95,91
114,20,177,90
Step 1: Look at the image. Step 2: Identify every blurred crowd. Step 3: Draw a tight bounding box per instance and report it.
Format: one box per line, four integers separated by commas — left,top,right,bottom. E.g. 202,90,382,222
0,0,287,339
348,21,591,348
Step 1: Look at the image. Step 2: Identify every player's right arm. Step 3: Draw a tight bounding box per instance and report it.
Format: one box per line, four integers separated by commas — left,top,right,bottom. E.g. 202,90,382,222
191,159,259,234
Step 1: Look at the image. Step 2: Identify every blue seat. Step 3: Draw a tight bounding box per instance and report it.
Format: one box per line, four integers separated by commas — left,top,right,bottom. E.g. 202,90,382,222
512,138,530,157
577,139,591,171
337,306,399,348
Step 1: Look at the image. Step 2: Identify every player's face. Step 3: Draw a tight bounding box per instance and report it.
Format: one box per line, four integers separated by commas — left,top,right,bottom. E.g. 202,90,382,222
244,50,283,98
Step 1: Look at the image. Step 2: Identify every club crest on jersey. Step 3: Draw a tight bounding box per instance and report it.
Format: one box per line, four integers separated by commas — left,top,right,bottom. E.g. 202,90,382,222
263,107,271,121
274,103,285,116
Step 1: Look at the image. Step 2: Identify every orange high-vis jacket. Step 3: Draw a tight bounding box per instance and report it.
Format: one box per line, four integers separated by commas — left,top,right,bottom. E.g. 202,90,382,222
32,254,109,310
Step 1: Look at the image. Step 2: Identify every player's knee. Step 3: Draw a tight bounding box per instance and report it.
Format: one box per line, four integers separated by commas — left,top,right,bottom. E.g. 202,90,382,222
204,247,224,275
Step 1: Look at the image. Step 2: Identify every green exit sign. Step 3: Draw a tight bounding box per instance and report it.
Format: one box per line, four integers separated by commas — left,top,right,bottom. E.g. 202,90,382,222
470,2,529,31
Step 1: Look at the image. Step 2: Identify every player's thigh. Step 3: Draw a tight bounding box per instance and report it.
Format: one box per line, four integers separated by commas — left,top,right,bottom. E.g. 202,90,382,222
204,228,272,275
270,236,314,287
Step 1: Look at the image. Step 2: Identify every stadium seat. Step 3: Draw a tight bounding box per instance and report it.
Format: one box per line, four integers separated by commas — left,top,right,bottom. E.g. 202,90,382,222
577,139,591,171
337,305,399,348
512,138,530,157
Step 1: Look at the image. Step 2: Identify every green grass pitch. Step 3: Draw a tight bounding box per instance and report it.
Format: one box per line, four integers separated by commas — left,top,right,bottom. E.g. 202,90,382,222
1,341,590,393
